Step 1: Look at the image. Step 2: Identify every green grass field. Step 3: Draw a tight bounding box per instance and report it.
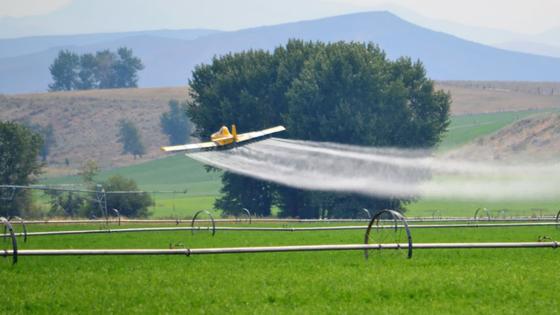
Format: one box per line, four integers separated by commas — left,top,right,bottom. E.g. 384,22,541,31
41,155,221,217
406,199,559,218
1,223,559,313
44,154,222,194
40,109,560,219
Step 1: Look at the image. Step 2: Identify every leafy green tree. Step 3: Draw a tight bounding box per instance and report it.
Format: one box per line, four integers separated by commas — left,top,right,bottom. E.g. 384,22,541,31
94,50,117,89
160,100,191,145
26,123,56,162
47,191,85,217
77,53,98,90
276,43,450,217
99,175,153,218
48,47,144,91
187,50,279,216
48,50,80,91
187,40,450,218
19,121,56,162
113,47,144,88
117,119,145,158
0,121,43,216
215,173,273,217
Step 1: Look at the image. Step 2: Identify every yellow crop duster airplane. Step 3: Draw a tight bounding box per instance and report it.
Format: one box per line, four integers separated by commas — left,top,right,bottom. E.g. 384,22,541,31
161,125,286,153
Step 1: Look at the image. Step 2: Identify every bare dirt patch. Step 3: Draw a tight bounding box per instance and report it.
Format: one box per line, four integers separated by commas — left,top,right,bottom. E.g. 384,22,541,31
446,113,560,162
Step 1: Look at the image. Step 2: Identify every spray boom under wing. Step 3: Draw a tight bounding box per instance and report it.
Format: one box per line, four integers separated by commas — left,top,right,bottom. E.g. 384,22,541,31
161,125,286,153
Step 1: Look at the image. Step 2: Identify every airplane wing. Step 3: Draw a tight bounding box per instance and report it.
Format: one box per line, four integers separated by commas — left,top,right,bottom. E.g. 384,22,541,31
236,126,286,143
161,141,218,153
161,125,285,153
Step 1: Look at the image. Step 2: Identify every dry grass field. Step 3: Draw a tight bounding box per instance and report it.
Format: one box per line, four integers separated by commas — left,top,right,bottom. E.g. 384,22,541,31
0,87,186,174
436,81,560,115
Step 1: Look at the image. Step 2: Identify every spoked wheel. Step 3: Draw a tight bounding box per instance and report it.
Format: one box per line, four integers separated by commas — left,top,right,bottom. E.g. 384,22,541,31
1,217,18,265
364,210,412,260
236,208,252,224
191,210,216,236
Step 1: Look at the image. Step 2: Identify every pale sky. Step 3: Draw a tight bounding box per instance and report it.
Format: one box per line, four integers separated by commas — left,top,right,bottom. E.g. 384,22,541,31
0,0,559,37
326,0,560,34
0,0,72,17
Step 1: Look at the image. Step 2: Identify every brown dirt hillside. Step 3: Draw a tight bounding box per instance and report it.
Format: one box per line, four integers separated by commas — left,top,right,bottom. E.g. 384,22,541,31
1,81,559,174
447,113,560,162
0,87,187,174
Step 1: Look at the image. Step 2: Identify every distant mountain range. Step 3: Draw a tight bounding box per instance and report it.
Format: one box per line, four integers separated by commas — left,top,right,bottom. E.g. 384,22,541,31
2,11,560,94
371,4,560,57
0,29,220,59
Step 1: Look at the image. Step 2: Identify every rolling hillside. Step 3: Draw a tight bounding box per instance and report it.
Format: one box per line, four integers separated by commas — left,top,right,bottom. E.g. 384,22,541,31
2,81,560,176
448,113,560,162
0,87,186,173
3,11,560,93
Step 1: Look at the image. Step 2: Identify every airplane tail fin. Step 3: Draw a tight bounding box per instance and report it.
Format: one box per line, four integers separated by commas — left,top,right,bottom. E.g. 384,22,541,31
231,124,237,140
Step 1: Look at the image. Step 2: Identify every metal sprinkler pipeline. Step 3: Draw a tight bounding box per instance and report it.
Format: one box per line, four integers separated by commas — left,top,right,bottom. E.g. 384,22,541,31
472,207,491,223
1,217,18,265
362,208,372,220
8,216,27,243
112,209,121,226
95,184,109,227
191,210,216,236
241,208,252,224
364,209,413,260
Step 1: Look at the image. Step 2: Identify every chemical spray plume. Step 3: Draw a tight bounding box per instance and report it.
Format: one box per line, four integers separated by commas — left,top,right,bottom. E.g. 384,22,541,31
187,138,560,201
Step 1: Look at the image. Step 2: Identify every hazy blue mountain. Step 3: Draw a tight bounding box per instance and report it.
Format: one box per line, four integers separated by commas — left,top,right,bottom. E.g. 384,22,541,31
369,4,525,46
2,11,560,94
0,29,220,59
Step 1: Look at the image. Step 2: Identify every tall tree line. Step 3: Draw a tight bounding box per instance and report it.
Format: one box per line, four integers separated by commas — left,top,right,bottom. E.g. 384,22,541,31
0,122,43,217
187,40,450,218
49,47,144,91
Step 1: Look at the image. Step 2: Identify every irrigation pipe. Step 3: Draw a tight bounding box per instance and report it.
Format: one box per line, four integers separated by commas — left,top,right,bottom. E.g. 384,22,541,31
0,217,17,264
13,217,560,225
4,222,560,238
1,242,558,258
0,185,186,195
191,210,216,236
365,209,412,259
10,217,27,242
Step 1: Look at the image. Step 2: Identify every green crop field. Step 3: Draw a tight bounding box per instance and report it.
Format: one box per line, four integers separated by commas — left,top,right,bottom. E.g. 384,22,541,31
44,154,222,194
41,155,221,217
1,223,559,313
405,199,559,218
